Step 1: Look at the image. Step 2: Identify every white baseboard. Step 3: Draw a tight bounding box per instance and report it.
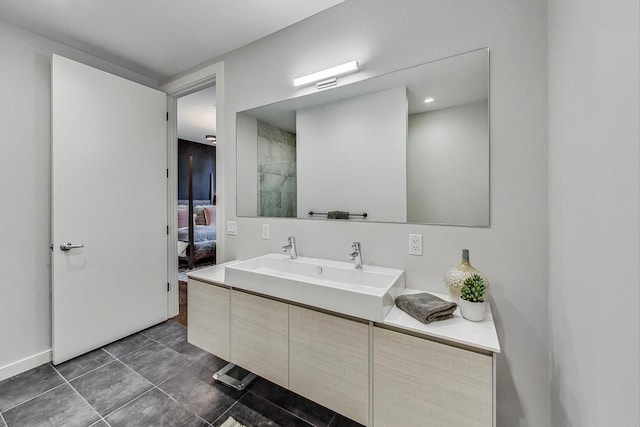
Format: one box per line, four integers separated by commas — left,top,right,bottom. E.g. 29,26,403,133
0,350,52,382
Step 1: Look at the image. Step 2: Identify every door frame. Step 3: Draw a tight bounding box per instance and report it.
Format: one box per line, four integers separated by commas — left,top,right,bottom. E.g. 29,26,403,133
162,61,225,317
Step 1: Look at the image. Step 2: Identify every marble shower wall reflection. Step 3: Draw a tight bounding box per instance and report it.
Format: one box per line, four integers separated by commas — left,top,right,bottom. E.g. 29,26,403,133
257,120,297,217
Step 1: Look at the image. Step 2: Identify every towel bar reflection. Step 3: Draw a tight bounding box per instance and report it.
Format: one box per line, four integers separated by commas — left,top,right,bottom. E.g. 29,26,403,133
308,211,368,218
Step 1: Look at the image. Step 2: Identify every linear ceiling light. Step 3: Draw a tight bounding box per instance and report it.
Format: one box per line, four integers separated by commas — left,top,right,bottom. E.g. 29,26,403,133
293,60,360,88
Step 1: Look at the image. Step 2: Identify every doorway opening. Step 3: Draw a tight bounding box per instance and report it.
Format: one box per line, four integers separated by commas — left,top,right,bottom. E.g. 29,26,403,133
163,61,224,324
173,85,218,325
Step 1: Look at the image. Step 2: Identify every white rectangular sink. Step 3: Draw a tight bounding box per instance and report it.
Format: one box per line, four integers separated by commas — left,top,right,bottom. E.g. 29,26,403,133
225,253,405,322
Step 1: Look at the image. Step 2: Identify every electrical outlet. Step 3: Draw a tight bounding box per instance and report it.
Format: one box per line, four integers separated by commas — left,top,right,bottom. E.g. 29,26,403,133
409,234,422,256
262,224,270,240
226,221,237,236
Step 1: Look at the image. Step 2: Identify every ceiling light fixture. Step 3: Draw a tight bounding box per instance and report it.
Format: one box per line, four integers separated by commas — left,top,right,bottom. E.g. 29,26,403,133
424,97,435,103
205,134,217,143
293,60,360,89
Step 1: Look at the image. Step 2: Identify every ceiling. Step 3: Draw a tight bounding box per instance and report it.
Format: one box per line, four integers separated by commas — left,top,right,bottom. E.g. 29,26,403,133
177,85,217,146
240,49,488,134
0,1,344,146
0,0,344,83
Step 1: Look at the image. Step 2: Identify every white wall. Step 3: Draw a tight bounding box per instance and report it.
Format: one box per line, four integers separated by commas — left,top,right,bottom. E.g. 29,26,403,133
407,101,489,225
236,113,259,216
548,0,640,425
0,20,157,378
216,1,549,425
297,87,407,222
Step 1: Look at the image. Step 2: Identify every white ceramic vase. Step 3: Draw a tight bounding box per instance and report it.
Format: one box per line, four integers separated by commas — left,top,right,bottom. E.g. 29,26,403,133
459,299,486,322
444,249,489,301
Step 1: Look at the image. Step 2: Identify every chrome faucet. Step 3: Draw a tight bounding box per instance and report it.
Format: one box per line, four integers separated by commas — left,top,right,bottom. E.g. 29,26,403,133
349,242,363,268
282,236,298,259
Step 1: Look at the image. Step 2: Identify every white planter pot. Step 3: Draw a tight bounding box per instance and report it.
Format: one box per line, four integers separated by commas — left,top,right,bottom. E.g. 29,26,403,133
459,299,486,321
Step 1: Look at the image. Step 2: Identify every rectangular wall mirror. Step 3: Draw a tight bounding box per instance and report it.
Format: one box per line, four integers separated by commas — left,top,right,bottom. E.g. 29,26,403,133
236,48,489,226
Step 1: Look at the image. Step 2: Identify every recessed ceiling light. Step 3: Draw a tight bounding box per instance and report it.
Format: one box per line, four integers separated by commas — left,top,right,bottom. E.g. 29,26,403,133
424,97,435,103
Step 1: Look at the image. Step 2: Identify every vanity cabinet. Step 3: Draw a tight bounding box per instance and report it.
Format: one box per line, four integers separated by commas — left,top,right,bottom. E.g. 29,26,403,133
230,290,289,388
373,327,493,427
289,306,370,425
187,279,229,360
188,266,498,427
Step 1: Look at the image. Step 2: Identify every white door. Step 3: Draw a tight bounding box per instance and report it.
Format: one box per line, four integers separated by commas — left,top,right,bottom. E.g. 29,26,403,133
51,55,168,364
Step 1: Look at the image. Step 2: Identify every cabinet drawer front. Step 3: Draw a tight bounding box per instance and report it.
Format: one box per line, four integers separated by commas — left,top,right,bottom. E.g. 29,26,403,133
289,307,370,425
187,280,229,360
230,290,289,388
373,327,492,427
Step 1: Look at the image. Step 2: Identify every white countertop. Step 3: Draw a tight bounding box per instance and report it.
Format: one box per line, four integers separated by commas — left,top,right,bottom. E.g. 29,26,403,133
188,262,500,354
186,260,240,285
383,288,501,353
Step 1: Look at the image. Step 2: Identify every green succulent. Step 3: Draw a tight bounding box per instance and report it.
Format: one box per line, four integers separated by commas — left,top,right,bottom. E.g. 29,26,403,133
460,274,486,303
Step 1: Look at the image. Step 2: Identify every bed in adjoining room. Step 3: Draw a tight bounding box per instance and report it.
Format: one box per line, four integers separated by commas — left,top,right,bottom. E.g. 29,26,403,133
177,200,216,266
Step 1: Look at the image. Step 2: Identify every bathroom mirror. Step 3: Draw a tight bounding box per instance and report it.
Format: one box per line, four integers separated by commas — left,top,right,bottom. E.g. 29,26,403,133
236,48,489,226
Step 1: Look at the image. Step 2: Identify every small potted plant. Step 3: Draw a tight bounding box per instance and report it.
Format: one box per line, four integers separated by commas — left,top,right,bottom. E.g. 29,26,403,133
459,274,487,321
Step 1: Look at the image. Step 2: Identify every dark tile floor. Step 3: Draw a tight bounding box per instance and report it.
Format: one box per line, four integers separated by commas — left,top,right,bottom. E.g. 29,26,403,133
0,321,364,427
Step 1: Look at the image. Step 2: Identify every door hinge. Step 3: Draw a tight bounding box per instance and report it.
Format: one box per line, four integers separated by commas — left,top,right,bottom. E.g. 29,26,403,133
166,168,169,178
167,282,170,292
166,225,169,235
166,112,169,121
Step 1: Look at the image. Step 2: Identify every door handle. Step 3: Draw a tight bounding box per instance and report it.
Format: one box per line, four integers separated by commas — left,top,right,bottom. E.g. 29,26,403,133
59,242,84,251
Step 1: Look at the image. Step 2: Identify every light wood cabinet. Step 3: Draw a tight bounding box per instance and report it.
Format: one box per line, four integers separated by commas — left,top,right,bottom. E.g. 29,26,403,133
187,279,229,360
230,290,289,388
289,306,370,425
373,327,492,427
188,275,496,427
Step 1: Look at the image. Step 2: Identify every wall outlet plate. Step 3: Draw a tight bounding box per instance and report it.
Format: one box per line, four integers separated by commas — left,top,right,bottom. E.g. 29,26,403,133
226,221,237,236
262,224,270,240
409,233,422,256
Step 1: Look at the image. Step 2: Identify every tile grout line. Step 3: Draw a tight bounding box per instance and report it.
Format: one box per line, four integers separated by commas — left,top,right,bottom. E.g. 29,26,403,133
152,384,213,426
59,354,119,383
155,360,199,389
128,323,339,426
244,390,316,427
99,387,156,420
6,323,200,427
112,329,201,388
76,328,180,377
2,323,187,425
72,339,172,384
139,322,186,342
88,321,341,427
102,339,156,361
101,327,206,421
101,321,186,363
50,362,109,426
1,374,68,413
111,357,155,383
94,358,156,420
136,327,192,361
210,399,241,426
96,358,197,422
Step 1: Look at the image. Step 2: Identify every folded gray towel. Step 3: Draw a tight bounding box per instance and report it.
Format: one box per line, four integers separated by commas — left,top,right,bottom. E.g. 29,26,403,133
327,210,349,219
395,293,457,324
